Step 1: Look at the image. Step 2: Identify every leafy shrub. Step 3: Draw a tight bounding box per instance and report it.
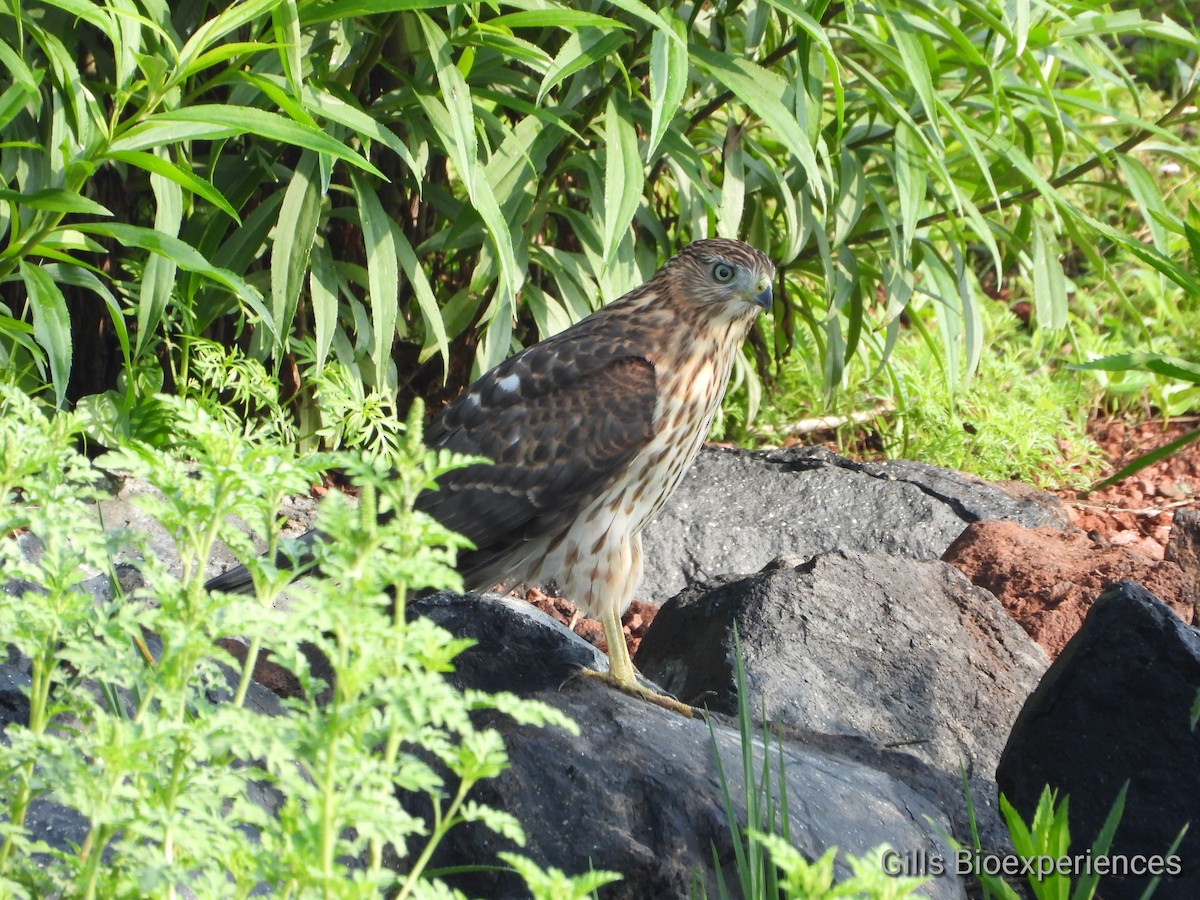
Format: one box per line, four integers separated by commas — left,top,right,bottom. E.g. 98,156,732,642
0,385,611,897
0,0,1196,437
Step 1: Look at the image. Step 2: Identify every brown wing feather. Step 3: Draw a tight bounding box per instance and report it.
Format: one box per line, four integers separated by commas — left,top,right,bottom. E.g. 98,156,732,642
417,329,657,583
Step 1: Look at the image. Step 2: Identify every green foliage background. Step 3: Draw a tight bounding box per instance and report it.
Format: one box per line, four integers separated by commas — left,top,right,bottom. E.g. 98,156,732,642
0,0,1197,445
0,2,1197,894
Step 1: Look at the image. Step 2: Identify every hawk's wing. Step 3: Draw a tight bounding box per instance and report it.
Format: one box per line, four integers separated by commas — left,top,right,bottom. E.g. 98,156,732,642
418,330,658,585
206,322,658,596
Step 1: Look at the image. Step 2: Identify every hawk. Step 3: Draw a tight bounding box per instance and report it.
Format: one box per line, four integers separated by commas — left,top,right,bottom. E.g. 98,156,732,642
419,238,773,709
210,238,775,714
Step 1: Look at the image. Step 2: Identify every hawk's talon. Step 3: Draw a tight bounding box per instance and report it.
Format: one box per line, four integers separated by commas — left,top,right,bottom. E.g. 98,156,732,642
571,667,695,718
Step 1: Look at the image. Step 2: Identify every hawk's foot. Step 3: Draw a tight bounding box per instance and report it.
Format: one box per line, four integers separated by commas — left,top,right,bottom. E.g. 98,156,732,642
572,667,695,718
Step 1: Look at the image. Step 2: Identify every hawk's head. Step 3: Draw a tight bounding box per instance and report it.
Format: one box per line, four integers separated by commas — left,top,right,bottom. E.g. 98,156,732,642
662,238,775,318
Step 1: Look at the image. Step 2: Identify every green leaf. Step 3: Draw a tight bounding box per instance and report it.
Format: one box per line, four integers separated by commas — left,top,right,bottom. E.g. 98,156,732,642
1013,0,1031,55
1060,9,1197,43
881,5,940,134
174,0,287,78
0,36,42,99
176,40,278,80
646,9,688,163
1030,217,1067,332
414,14,519,324
47,263,131,376
112,106,383,176
33,0,117,37
106,119,244,151
103,150,239,222
488,9,632,30
20,261,72,408
75,222,277,341
0,188,111,217
1116,154,1170,254
603,93,642,265
393,221,449,372
293,83,422,178
0,82,39,132
350,171,399,389
691,48,826,209
301,0,458,23
717,130,746,240
1071,352,1200,384
136,159,183,357
597,0,680,43
894,123,927,245
1070,783,1127,900
271,151,324,347
308,241,339,375
537,30,628,106
272,0,304,100
415,13,477,194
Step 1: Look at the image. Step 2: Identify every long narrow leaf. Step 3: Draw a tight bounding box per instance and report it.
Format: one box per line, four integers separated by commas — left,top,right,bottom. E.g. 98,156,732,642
392,221,449,372
0,188,111,217
75,223,277,341
112,106,383,176
603,93,643,264
19,261,72,408
350,171,400,389
1031,217,1068,332
692,47,827,209
646,10,688,163
271,151,324,345
103,150,239,222
136,162,183,357
308,240,340,374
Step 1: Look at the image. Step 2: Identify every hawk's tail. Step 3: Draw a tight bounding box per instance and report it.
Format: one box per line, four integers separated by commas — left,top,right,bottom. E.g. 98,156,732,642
204,530,325,595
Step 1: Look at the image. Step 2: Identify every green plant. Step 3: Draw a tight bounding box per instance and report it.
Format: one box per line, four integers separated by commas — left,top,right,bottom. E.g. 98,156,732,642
1072,352,1200,488
954,781,1190,900
700,630,928,899
706,629,793,900
967,785,1121,900
2,0,1197,441
0,384,607,897
729,300,1107,487
748,839,928,900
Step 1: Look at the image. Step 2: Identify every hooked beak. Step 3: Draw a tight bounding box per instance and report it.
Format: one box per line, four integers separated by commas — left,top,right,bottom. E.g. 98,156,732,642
753,281,773,311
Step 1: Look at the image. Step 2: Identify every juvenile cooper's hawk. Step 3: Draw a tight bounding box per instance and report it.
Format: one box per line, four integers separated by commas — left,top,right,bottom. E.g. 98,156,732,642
209,238,774,714
415,238,773,712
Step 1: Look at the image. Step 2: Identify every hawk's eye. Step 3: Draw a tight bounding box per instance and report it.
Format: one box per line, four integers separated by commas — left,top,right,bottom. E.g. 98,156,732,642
712,262,736,283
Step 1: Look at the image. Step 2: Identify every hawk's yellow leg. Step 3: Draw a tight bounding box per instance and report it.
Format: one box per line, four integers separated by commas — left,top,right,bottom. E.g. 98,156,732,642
576,607,695,718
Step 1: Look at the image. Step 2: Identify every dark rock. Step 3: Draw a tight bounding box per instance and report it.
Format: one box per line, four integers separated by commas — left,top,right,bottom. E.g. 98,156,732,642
640,446,1065,602
996,581,1200,900
77,563,144,605
1165,508,1200,625
635,550,1048,850
0,665,30,730
412,591,606,694
410,591,967,900
22,797,91,853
